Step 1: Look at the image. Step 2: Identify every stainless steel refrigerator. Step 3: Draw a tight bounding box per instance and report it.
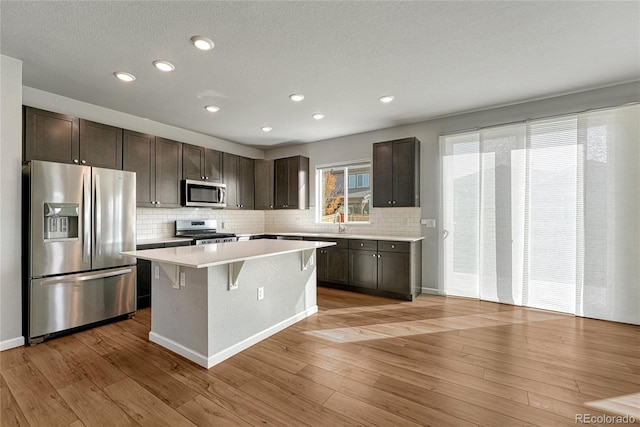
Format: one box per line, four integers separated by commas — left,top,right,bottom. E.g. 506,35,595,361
23,160,137,344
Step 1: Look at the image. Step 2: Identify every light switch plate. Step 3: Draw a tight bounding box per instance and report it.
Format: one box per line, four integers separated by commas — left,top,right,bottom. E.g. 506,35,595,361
422,219,436,227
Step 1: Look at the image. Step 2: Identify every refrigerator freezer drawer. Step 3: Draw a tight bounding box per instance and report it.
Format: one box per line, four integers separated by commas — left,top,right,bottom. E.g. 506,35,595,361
29,266,136,341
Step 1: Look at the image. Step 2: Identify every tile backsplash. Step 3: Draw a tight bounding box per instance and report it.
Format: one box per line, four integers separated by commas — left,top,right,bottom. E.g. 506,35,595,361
136,208,265,240
136,207,421,240
264,207,421,237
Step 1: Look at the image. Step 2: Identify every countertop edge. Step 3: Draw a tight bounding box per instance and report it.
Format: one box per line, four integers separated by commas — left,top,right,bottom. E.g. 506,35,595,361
123,240,336,269
236,232,424,242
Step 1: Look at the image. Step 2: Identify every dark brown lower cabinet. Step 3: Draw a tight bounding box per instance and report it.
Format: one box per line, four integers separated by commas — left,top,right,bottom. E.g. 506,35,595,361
314,238,349,285
136,240,192,309
377,251,410,294
349,249,378,289
302,236,421,300
348,239,421,300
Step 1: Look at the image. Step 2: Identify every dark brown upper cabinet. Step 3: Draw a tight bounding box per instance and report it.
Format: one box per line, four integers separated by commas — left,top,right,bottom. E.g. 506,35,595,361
372,137,420,207
123,130,182,208
79,119,123,169
274,155,309,209
254,159,274,210
182,144,222,182
23,107,123,169
223,153,254,210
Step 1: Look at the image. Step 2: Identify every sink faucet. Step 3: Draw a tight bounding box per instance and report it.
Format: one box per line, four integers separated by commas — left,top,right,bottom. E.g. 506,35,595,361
334,212,346,234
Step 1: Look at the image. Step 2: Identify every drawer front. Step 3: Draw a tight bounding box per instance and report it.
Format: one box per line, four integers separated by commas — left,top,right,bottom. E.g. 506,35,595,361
304,237,349,249
165,240,193,248
349,239,377,251
378,241,410,253
332,238,349,249
137,243,165,250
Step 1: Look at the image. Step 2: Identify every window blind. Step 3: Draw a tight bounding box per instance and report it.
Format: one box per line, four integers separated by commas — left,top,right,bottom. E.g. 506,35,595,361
440,104,639,324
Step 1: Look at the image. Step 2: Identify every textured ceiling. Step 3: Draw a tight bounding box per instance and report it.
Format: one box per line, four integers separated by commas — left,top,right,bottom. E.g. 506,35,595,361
1,1,639,148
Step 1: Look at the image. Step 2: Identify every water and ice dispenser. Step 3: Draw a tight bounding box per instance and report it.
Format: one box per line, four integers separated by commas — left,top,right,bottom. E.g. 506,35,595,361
43,202,79,241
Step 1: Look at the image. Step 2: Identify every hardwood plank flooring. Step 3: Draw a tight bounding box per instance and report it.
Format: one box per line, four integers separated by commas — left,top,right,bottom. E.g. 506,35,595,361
1,287,639,426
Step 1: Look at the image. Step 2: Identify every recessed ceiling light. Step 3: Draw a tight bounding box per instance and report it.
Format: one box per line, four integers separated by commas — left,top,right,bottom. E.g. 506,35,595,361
204,105,220,113
379,95,395,103
289,93,305,102
312,113,325,120
153,60,175,72
114,71,136,82
261,126,273,132
190,35,215,51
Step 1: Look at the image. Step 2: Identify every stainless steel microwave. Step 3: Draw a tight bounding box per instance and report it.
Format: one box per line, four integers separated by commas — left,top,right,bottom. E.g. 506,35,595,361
181,180,226,208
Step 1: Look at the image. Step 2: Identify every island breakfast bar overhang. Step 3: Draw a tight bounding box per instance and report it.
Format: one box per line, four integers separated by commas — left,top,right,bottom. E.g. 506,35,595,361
123,239,336,368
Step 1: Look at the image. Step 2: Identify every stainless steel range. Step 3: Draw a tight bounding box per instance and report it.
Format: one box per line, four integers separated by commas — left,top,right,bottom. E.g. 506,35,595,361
175,219,237,245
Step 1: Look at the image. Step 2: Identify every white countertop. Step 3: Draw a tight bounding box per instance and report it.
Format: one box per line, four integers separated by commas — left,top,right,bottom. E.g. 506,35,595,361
236,232,424,242
123,239,336,269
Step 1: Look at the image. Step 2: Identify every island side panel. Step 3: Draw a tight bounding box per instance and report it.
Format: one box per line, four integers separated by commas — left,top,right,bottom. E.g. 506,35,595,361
150,263,210,364
149,250,318,369
207,250,317,359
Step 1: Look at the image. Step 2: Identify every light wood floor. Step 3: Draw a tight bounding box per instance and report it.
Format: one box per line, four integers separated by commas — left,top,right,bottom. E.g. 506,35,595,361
1,287,639,426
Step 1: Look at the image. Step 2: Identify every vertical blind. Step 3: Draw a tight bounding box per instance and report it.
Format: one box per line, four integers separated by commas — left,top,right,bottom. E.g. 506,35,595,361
440,104,639,324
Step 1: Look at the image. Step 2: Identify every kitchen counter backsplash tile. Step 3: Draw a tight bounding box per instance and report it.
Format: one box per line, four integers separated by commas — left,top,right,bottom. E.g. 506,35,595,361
136,207,420,240
136,208,265,239
264,207,421,237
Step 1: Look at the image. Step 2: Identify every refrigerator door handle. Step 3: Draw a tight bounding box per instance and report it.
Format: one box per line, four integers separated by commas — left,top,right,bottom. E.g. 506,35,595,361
83,171,91,264
95,173,102,257
38,268,133,286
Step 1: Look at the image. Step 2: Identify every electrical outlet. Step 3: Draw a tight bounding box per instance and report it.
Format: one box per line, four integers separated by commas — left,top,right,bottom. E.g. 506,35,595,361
257,287,264,300
154,265,159,279
180,272,186,287
421,219,436,227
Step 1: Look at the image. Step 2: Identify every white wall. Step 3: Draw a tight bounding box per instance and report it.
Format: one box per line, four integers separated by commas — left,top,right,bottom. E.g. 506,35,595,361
266,81,640,294
22,87,265,160
0,55,24,350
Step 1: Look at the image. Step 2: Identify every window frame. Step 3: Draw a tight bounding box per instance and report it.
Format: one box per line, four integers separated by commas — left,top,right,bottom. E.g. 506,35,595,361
316,159,371,224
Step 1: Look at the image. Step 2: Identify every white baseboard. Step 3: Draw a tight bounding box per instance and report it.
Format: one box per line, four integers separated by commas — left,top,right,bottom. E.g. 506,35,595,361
150,305,319,369
149,332,209,367
0,336,24,351
421,287,443,296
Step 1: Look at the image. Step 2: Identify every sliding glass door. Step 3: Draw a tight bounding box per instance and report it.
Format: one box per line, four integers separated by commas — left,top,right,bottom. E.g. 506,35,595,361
440,104,639,324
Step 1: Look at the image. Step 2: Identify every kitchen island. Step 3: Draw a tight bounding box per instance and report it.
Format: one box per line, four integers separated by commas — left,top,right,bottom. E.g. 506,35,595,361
122,239,335,368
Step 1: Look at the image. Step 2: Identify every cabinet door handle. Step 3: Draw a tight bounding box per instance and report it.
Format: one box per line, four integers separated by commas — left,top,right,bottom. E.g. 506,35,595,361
372,253,376,257
378,254,381,258
81,160,87,164
388,201,392,205
360,243,364,247
392,201,396,205
205,176,209,180
73,159,79,164
391,244,395,249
